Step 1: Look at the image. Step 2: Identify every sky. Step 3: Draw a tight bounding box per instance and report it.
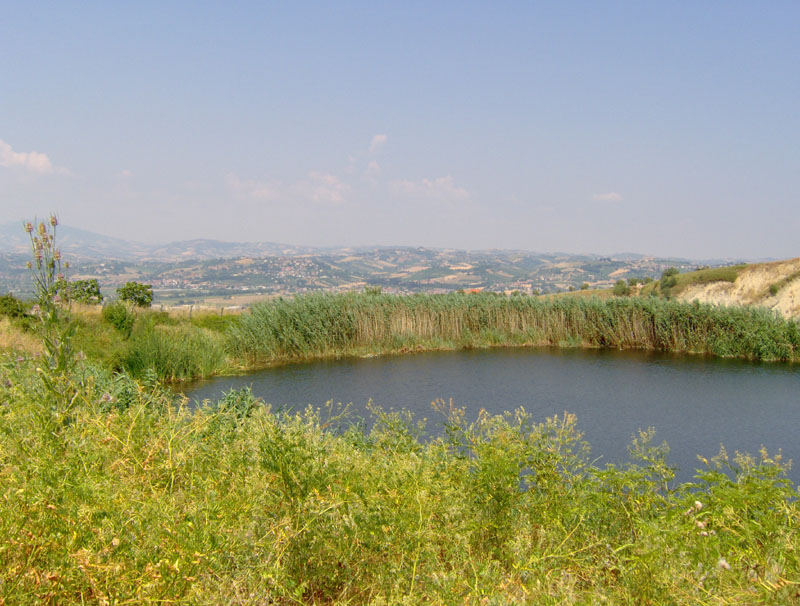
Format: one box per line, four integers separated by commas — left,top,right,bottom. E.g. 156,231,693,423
1,2,799,259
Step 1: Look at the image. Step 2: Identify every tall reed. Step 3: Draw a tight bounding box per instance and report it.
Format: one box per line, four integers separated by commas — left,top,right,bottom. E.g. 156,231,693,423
123,322,229,381
228,292,800,364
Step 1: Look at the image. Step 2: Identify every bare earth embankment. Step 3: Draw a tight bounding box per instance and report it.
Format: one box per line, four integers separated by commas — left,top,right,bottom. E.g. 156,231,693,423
677,258,800,318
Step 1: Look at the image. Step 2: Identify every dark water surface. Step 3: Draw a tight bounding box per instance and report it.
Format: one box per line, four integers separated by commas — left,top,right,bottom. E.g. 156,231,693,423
183,347,800,484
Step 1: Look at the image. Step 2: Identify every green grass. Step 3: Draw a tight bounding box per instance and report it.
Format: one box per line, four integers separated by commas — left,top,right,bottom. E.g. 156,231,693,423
642,265,747,298
767,269,800,297
121,320,231,381
1,356,798,604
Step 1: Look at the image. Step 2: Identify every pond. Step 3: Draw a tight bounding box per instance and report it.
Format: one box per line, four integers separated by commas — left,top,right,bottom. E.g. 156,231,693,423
182,347,800,484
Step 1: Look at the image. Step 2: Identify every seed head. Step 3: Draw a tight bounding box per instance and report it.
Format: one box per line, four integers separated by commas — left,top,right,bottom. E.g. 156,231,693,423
717,558,731,571
38,222,47,236
49,215,58,227
24,222,33,233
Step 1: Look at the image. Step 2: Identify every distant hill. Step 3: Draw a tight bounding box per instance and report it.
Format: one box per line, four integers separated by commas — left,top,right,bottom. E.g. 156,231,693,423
0,222,321,262
1,222,759,305
0,222,149,261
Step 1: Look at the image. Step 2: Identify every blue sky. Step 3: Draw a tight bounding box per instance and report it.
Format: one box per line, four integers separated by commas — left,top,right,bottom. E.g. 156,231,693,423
2,2,798,258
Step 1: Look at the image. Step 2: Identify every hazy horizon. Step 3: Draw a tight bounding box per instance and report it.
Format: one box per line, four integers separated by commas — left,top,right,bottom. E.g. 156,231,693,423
3,3,799,259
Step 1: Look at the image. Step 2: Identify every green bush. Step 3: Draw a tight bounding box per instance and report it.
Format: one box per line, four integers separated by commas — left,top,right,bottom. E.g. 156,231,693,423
102,301,136,337
0,293,28,319
62,278,104,304
117,281,153,307
613,280,631,296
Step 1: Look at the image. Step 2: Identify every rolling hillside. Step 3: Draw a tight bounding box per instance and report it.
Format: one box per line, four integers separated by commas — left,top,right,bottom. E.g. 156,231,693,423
673,258,800,318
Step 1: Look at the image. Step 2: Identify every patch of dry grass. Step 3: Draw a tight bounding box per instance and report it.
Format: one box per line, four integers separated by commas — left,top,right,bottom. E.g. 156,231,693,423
0,318,41,354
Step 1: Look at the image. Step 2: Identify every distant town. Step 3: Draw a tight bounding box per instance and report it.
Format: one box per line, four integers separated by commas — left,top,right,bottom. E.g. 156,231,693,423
0,223,730,307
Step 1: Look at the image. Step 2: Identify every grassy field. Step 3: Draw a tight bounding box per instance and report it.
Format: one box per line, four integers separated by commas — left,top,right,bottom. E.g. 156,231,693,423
1,354,798,604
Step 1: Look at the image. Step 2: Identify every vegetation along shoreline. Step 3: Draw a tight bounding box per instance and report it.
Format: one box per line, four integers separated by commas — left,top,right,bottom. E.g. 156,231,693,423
1,218,798,603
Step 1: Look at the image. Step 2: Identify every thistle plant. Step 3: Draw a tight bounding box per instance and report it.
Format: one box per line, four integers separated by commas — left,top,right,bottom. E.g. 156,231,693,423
25,215,77,377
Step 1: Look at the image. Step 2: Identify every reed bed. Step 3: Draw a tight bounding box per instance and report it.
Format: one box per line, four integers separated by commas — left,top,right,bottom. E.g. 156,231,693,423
228,292,800,364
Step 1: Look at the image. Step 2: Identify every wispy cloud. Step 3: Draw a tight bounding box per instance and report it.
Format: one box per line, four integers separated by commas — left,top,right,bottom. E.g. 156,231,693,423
592,192,623,202
0,139,54,174
369,134,387,153
300,172,350,205
227,171,350,206
390,175,469,202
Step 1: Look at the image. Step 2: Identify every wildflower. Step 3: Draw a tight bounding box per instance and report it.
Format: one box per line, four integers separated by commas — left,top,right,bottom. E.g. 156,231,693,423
696,521,706,529
694,501,703,511
38,222,47,235
49,215,58,227
24,221,33,233
31,304,41,315
718,558,731,570
16,357,24,363
101,393,114,403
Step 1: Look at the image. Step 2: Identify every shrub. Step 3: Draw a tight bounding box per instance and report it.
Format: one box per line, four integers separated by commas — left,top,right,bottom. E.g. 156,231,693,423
117,281,153,307
65,278,104,304
102,302,136,337
0,293,27,319
613,280,631,296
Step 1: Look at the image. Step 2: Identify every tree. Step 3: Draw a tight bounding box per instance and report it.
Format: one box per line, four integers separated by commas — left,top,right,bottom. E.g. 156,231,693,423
117,281,153,307
63,278,103,304
660,268,679,290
